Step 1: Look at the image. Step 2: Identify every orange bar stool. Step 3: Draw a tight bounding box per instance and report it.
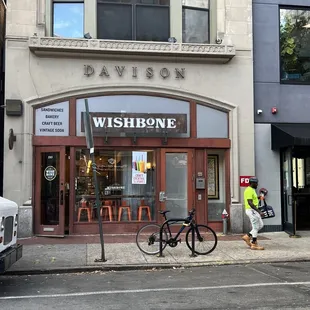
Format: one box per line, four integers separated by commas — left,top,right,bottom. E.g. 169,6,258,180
77,200,92,222
118,200,132,221
100,200,113,222
137,200,151,221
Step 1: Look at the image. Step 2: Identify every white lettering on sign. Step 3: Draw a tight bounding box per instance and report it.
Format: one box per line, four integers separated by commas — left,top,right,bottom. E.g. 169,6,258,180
136,118,145,128
93,117,105,128
91,116,177,129
35,102,69,136
123,118,135,128
167,118,176,128
240,176,252,187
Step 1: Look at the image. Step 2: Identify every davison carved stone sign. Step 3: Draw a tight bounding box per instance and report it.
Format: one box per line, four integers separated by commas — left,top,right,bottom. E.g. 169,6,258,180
84,65,186,79
81,112,187,136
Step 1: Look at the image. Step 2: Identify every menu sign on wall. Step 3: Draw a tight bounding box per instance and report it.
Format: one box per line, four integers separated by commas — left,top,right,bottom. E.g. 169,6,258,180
35,101,69,136
132,151,147,185
81,112,187,136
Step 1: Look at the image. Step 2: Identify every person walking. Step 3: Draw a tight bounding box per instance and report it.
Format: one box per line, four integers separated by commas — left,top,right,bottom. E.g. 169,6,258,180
242,177,264,250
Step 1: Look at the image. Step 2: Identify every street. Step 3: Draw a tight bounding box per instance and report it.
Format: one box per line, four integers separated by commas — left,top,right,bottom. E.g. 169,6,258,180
1,262,310,309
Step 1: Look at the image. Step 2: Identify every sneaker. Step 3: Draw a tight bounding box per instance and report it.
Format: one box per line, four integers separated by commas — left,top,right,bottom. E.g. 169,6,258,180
242,234,251,247
250,242,264,250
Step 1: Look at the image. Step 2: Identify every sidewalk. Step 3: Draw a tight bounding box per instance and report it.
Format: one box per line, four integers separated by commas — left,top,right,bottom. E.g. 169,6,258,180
5,231,310,275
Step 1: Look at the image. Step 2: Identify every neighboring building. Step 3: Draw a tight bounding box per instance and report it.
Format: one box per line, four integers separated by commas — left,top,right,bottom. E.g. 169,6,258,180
0,66,3,197
0,1,5,197
4,0,254,236
253,0,310,235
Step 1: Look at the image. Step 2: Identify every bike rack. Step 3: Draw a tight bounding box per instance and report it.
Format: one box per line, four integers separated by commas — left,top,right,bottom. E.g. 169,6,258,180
158,219,197,258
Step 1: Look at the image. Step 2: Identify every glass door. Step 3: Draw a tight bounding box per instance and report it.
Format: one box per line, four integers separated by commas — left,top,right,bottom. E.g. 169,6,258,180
159,149,194,219
35,146,66,236
282,148,295,235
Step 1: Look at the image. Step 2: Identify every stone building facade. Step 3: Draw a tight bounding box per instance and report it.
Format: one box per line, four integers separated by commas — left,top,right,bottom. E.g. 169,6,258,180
3,0,254,237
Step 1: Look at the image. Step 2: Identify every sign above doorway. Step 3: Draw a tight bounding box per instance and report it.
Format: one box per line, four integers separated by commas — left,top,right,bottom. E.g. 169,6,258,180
83,65,186,80
80,112,187,136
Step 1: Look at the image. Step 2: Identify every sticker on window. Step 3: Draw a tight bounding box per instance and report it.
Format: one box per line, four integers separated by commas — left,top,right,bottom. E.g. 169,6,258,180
44,166,57,181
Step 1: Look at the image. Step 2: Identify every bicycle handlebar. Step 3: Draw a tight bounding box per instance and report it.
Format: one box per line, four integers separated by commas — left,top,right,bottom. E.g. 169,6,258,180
158,208,196,222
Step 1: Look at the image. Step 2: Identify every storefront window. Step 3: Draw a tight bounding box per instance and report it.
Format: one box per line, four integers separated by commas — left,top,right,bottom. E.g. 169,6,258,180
291,153,310,189
280,8,310,83
76,95,190,138
75,149,156,223
196,104,228,138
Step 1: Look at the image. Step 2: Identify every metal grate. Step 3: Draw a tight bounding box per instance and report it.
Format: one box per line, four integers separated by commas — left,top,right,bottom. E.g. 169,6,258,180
4,216,13,245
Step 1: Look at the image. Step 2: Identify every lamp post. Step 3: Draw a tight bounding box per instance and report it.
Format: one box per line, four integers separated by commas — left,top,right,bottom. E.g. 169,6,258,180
83,99,106,262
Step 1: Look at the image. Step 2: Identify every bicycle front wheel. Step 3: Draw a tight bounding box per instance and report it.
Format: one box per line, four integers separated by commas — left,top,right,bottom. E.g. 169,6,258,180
185,224,217,255
136,224,168,255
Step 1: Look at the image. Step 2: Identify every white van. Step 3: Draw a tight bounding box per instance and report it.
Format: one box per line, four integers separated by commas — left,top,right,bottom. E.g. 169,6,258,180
0,196,23,273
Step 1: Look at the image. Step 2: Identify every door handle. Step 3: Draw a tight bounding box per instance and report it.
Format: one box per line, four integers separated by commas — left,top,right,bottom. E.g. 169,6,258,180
60,190,64,205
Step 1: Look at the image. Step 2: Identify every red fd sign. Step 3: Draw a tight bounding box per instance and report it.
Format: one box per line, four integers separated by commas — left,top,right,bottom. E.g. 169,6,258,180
240,176,252,187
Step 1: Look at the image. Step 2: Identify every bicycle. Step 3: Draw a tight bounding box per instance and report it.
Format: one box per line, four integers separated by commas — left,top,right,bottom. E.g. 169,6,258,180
136,208,217,255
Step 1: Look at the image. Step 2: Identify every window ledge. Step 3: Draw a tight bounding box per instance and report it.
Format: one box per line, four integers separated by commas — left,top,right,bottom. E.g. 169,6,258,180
28,37,236,63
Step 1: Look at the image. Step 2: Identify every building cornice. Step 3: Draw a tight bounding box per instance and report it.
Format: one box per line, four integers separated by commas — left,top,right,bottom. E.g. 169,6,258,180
28,37,236,63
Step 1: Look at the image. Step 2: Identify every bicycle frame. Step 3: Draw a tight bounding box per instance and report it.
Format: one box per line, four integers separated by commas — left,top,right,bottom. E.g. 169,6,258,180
158,210,197,257
162,211,195,239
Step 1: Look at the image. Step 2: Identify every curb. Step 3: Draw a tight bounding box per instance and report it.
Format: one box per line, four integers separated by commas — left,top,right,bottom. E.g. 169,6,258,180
3,258,310,276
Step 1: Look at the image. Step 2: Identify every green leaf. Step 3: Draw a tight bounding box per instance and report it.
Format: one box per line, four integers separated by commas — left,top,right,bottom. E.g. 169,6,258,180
286,48,294,55
287,37,295,44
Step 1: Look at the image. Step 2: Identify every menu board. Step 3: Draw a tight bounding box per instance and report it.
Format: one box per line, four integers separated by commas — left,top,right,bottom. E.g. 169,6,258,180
35,101,69,136
132,151,147,184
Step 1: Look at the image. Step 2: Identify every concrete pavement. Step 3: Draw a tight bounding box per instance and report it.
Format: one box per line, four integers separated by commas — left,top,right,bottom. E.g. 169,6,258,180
4,231,310,275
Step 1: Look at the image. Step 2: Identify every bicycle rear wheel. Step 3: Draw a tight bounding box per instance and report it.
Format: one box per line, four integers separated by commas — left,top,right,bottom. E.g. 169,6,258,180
185,224,217,255
136,224,168,255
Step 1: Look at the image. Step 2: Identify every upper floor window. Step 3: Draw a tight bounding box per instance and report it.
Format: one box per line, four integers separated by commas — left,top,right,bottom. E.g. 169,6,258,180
280,7,310,84
182,0,209,44
53,1,84,38
97,0,170,42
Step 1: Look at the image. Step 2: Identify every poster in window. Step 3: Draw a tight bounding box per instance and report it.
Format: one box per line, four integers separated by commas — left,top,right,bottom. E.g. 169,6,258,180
208,155,219,199
132,151,147,184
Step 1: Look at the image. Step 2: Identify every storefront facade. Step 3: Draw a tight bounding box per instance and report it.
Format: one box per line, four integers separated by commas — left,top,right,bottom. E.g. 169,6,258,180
32,94,233,235
253,0,310,234
3,0,254,236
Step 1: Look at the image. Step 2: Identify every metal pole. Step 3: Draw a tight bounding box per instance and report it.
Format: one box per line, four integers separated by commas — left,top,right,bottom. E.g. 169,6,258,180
223,218,227,235
84,99,106,262
91,153,106,262
289,200,301,239
190,224,197,257
158,221,165,257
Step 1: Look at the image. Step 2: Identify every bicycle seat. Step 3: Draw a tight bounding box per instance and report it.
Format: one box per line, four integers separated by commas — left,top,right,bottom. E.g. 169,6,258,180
159,210,171,215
